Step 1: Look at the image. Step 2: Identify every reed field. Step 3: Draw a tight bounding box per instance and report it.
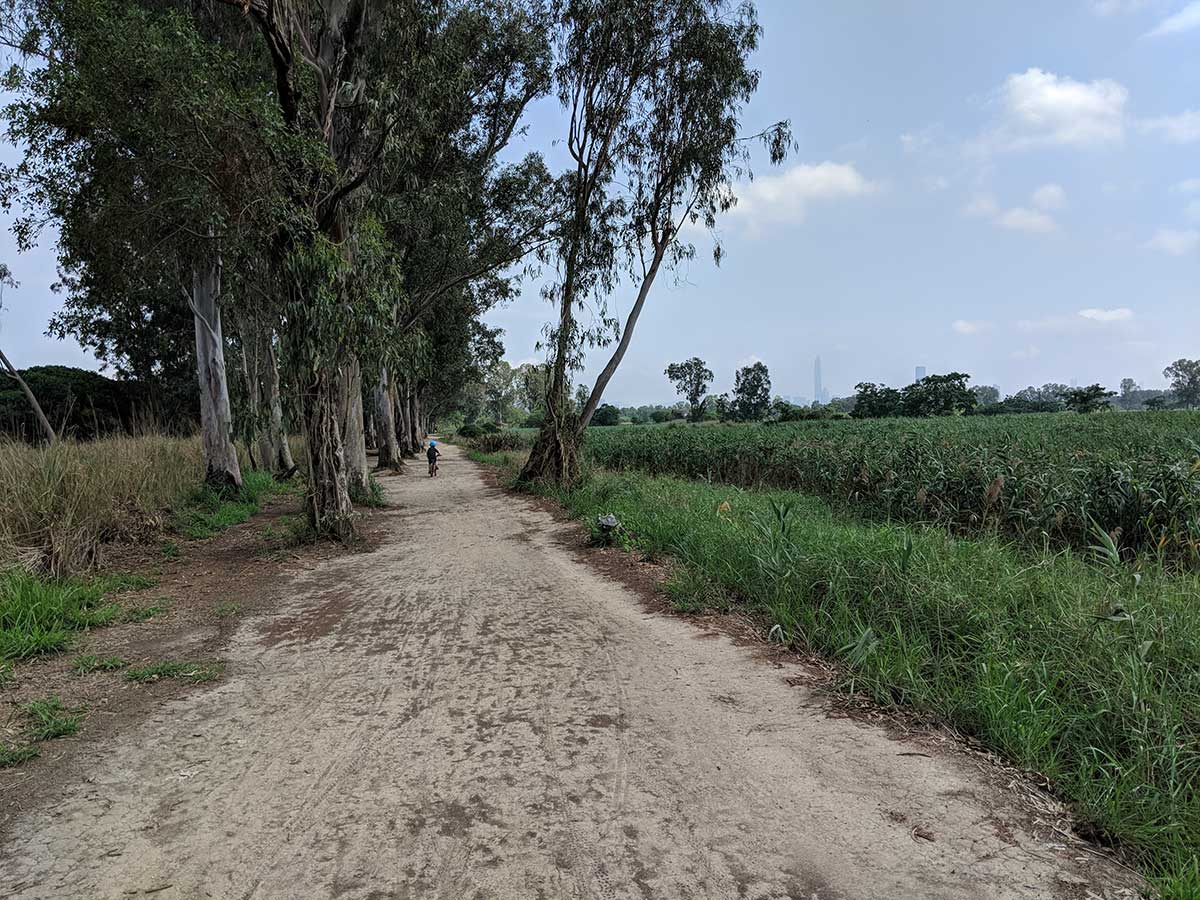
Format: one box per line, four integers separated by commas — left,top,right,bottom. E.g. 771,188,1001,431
474,412,1200,562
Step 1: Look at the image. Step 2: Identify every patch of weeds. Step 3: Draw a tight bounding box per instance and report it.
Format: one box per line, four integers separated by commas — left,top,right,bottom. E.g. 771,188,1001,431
664,566,732,614
22,697,83,740
0,743,39,768
122,598,170,623
125,660,222,684
0,660,12,686
258,513,316,556
172,472,281,540
350,473,387,508
72,654,128,674
213,602,240,618
0,570,155,662
160,541,180,560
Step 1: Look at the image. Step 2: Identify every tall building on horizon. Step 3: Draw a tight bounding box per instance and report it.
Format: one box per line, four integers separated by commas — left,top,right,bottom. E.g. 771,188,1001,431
814,356,824,404
915,365,927,381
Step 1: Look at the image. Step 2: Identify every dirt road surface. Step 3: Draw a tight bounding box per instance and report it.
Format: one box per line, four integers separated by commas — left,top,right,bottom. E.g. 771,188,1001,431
1,444,1139,899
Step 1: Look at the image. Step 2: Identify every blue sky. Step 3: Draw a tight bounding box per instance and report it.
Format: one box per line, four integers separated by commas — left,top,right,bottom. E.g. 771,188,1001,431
4,1,1200,404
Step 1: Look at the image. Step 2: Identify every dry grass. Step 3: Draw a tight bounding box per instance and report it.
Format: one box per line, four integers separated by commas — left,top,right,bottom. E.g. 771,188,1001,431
0,435,205,577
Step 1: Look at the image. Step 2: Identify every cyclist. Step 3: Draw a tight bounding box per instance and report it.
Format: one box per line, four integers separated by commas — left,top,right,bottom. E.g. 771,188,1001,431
426,440,440,477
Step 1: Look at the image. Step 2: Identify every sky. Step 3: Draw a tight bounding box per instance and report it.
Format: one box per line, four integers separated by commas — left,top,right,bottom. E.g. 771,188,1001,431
4,1,1200,405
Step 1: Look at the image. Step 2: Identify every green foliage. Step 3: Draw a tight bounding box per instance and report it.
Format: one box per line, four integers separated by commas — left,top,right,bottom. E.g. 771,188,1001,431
901,372,976,417
580,414,1200,561
1163,359,1200,408
72,653,127,674
590,403,621,426
525,465,1200,886
1064,383,1118,414
731,361,771,421
0,743,40,768
0,366,160,441
22,697,83,741
664,358,714,422
124,660,221,684
350,474,387,509
171,471,280,540
0,569,147,661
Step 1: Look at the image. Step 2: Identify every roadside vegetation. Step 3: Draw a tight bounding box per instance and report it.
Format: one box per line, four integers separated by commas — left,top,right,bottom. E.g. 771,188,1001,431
464,412,1200,563
468,446,1200,895
1,695,84,768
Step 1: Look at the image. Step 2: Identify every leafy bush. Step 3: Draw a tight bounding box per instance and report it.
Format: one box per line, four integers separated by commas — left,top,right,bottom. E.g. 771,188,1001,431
590,403,620,426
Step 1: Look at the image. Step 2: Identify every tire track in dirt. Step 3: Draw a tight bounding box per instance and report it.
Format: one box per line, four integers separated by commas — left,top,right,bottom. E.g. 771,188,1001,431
0,444,1141,899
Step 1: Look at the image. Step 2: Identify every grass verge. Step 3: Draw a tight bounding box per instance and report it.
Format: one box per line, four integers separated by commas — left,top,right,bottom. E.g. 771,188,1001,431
0,695,86,768
470,448,1200,897
0,570,155,661
171,470,281,540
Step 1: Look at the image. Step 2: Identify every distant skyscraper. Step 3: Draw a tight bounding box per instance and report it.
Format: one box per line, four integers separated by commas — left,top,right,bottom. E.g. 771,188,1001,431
814,356,824,404
915,365,927,381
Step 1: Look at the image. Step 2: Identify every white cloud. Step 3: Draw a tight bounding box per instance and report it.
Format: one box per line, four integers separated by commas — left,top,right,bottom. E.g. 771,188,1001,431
1145,1,1200,36
1186,199,1200,222
1078,307,1134,322
964,195,999,218
923,175,951,192
952,319,992,335
1173,177,1200,193
730,162,877,227
1032,183,1067,211
1140,111,1200,143
981,68,1128,152
1091,0,1149,14
996,207,1059,233
965,194,1059,234
1146,227,1200,255
1011,345,1042,360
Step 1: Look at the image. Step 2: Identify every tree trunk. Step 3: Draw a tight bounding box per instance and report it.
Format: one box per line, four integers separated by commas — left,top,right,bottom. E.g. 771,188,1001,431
260,336,295,472
190,253,243,490
408,388,424,453
338,357,369,498
303,368,354,540
397,379,413,456
0,346,57,446
577,243,667,432
375,364,402,469
519,276,581,485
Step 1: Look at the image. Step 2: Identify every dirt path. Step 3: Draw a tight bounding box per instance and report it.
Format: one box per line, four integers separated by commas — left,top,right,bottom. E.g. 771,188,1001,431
0,444,1139,900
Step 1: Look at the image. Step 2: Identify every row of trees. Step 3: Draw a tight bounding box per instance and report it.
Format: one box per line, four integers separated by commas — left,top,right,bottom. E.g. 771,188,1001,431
0,0,784,537
648,357,1200,424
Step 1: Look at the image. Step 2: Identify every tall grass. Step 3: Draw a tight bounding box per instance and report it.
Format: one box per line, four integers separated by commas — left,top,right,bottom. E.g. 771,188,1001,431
475,413,1200,562
0,436,205,576
474,449,1200,894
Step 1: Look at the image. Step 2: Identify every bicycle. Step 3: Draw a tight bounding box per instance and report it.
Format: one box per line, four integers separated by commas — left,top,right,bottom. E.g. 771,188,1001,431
428,458,439,478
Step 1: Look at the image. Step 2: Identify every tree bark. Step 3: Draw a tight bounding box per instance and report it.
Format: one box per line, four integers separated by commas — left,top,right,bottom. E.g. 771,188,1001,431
519,265,582,485
408,387,424,453
375,364,402,469
338,357,369,498
260,336,295,472
303,368,354,540
577,242,667,432
190,252,243,490
0,346,57,446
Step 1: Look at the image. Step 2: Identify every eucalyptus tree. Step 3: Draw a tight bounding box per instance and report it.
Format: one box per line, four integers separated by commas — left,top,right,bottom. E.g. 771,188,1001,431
1,0,287,486
519,0,787,484
210,0,552,536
